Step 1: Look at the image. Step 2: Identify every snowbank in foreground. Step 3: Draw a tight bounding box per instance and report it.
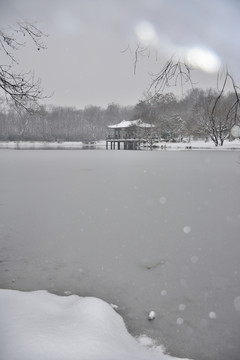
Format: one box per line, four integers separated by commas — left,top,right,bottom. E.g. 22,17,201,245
0,290,191,360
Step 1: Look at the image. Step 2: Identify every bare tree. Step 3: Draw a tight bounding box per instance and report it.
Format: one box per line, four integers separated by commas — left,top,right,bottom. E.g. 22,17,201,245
192,81,239,146
211,71,240,145
129,44,240,145
83,105,104,141
0,21,47,112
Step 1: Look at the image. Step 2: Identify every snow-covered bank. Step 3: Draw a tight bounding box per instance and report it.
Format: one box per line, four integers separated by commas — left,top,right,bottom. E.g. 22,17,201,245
0,141,86,150
155,139,240,150
0,139,239,150
0,289,191,360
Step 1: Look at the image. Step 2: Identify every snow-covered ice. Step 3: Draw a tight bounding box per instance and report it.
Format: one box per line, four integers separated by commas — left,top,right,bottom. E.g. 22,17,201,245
0,289,190,360
0,149,239,360
233,296,240,311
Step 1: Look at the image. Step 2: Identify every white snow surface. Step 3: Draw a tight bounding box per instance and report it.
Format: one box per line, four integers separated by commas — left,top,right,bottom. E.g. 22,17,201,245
0,141,85,149
108,119,154,128
157,139,240,150
0,139,239,150
0,289,191,360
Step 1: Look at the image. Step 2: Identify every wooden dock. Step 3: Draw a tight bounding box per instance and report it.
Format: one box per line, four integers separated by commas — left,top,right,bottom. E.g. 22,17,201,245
106,138,150,150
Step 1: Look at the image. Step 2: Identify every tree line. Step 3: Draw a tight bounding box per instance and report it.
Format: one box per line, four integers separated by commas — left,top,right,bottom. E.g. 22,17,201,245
136,87,240,146
0,87,239,145
0,102,134,142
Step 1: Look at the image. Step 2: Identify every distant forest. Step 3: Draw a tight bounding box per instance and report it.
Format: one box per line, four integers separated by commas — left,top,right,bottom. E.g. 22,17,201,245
0,88,239,146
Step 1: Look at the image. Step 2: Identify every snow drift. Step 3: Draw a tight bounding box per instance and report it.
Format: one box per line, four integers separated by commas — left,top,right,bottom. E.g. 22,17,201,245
0,289,191,360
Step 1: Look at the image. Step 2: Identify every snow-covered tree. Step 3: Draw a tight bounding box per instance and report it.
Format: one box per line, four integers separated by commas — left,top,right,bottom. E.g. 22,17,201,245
192,83,239,146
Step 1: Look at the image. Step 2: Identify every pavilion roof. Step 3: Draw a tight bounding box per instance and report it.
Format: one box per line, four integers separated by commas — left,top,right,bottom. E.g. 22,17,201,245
108,119,155,129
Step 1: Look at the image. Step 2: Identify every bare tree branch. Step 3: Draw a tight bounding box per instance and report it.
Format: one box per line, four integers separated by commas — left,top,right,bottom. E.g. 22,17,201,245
0,21,48,112
148,57,194,96
133,43,148,75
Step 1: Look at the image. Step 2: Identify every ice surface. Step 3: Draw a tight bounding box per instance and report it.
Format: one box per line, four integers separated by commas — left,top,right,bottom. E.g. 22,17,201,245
233,296,240,311
0,289,190,360
0,149,240,360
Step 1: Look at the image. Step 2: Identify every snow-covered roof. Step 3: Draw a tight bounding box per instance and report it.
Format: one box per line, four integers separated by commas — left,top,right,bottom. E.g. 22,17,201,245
108,119,155,129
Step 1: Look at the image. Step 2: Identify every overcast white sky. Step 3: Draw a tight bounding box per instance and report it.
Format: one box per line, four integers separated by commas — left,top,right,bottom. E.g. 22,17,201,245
1,0,240,109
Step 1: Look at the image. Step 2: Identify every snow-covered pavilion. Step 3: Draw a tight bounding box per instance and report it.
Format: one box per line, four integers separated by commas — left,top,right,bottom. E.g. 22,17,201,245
106,119,156,150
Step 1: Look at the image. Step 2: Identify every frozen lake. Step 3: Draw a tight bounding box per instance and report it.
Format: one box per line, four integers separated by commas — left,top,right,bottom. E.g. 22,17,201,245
0,149,240,360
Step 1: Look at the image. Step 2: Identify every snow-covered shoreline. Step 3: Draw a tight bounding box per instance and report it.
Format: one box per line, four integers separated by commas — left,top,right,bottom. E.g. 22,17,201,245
0,139,240,150
0,141,87,150
154,139,240,151
0,289,191,360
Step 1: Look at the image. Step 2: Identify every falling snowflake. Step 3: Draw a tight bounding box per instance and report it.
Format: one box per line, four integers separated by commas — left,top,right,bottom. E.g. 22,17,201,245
178,304,186,311
183,226,191,234
159,196,167,204
177,317,184,325
209,312,216,319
